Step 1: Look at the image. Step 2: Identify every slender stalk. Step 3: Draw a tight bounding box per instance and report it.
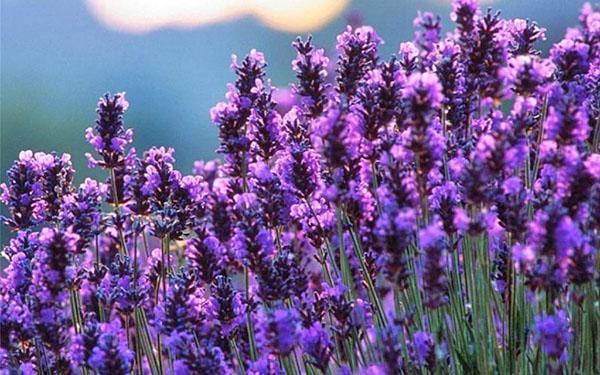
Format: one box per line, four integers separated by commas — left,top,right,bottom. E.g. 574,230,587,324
229,338,246,374
592,114,600,152
530,96,548,185
134,307,161,374
109,167,128,255
160,235,169,300
305,198,337,285
345,215,387,327
335,206,354,294
244,267,258,361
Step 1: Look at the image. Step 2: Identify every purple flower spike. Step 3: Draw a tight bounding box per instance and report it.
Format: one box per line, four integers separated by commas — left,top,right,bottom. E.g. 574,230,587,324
87,320,134,374
301,322,333,372
533,310,572,361
60,178,107,253
419,220,449,309
85,92,133,169
411,331,436,370
414,12,441,57
258,306,300,356
506,18,546,56
292,36,330,118
1,151,47,230
336,25,382,99
208,276,245,338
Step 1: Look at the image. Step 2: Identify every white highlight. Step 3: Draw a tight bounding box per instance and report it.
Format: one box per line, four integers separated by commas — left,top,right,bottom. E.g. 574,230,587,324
86,0,350,34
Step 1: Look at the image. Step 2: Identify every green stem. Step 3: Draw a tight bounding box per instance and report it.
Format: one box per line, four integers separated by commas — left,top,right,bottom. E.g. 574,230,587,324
305,198,337,285
592,114,600,152
345,214,387,327
134,307,161,374
244,267,258,361
229,338,246,374
109,167,127,255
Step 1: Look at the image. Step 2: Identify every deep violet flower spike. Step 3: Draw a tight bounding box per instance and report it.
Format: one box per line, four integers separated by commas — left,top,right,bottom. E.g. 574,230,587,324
186,231,224,285
352,60,402,161
231,49,267,99
60,178,108,253
411,331,436,370
533,310,572,361
87,320,134,374
37,152,75,221
292,36,330,117
413,11,441,57
172,338,231,374
301,322,333,372
259,306,300,356
33,227,80,302
1,151,46,230
336,25,382,99
257,249,307,302
403,71,444,195
69,314,101,369
208,275,245,338
419,220,449,309
502,55,555,96
451,0,479,36
154,270,207,337
379,323,404,373
247,84,282,163
550,39,590,83
212,50,268,181
506,18,547,56
249,161,289,229
85,92,133,169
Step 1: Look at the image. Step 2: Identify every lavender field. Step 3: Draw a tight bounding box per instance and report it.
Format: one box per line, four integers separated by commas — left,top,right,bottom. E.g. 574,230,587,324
1,0,599,373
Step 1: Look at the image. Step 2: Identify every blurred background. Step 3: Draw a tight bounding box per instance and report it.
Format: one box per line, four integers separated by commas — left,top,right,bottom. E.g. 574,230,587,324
0,0,590,245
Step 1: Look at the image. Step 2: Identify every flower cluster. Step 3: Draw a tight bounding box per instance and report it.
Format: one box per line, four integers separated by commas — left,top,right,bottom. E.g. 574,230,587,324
1,1,599,374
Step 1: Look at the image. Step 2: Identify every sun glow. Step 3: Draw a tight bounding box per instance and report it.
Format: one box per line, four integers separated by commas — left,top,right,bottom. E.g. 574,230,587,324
86,0,350,34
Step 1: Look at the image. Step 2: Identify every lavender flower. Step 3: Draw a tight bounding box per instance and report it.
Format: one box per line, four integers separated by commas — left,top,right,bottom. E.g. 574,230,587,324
419,220,449,308
257,249,307,303
249,162,289,229
212,49,267,184
300,322,333,372
208,276,245,338
60,178,108,252
410,331,436,370
172,339,231,374
533,310,572,361
1,151,46,229
186,230,224,285
506,18,547,56
246,354,284,375
402,71,444,198
502,55,555,96
32,228,79,302
1,3,599,374
85,92,133,169
414,12,441,61
550,39,590,83
37,152,75,221
336,26,382,99
87,320,134,374
154,270,207,337
258,306,300,356
292,36,330,117
353,60,402,162
247,81,282,163
516,203,582,293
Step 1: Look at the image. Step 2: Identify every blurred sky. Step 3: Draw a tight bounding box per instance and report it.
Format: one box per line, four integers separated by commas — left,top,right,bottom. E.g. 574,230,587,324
0,0,590,244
